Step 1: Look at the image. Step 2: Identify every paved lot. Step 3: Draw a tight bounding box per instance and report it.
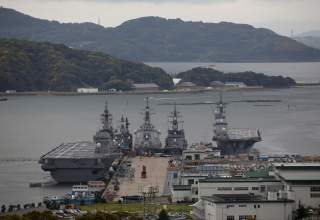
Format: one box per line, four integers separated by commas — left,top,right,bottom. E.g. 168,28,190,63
116,157,169,198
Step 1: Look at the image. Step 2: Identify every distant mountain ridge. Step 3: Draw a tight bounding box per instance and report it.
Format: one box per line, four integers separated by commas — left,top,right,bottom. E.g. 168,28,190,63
0,38,173,91
294,30,320,50
1,7,320,62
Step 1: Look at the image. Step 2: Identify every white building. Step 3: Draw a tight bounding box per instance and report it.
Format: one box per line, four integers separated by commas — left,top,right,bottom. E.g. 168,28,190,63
198,177,283,198
77,88,99,93
225,82,247,88
172,176,282,203
274,163,320,209
172,173,209,202
192,194,294,220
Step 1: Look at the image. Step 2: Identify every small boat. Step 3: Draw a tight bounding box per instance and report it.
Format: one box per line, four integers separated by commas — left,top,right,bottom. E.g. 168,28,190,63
0,98,8,101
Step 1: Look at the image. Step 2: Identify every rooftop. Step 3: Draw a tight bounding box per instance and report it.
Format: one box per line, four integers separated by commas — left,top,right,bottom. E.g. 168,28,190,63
199,176,280,183
132,83,159,89
202,194,294,204
274,163,320,170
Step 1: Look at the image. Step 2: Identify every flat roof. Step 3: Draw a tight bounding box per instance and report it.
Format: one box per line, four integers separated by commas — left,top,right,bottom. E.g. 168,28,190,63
274,163,320,170
202,194,294,204
41,141,103,159
199,176,280,183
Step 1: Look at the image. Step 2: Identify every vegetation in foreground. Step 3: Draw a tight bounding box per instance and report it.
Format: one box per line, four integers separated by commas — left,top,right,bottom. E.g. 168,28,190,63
80,202,192,214
0,205,193,220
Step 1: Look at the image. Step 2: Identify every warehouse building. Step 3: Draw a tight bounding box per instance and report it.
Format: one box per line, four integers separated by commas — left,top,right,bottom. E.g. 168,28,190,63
192,194,294,220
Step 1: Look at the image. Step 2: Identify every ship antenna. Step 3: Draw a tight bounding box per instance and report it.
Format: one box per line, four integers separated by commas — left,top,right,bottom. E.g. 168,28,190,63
172,102,178,130
145,96,150,124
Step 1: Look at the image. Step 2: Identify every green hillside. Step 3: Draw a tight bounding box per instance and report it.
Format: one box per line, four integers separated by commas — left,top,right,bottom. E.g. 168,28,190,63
0,39,173,91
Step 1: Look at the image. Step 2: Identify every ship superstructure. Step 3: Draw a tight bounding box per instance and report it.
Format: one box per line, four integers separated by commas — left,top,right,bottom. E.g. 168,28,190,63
114,115,133,153
39,101,120,183
93,101,117,154
212,92,261,155
134,97,162,153
164,104,188,154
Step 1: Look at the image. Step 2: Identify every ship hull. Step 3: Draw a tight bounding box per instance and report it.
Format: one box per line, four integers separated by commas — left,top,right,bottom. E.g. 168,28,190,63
49,168,108,183
217,139,259,155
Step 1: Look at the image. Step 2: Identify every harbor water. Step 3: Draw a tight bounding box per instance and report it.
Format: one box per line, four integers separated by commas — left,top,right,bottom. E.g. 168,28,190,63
1,62,320,206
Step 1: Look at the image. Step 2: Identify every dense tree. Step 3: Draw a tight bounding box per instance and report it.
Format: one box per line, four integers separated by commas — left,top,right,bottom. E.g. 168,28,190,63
1,7,320,62
158,209,169,220
0,39,173,92
177,67,296,88
1,204,6,213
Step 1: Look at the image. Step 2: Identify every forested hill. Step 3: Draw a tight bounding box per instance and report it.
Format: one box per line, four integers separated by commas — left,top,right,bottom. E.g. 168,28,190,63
1,7,320,62
0,39,173,92
177,67,296,88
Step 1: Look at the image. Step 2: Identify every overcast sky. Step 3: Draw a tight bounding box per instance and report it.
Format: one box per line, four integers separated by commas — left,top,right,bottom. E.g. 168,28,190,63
0,0,319,36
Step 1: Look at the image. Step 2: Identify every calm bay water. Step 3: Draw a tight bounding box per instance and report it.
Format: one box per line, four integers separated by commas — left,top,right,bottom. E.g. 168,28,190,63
0,62,320,206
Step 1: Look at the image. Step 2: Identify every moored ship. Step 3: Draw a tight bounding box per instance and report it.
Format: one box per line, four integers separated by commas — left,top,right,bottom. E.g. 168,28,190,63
114,115,133,153
134,97,162,153
212,93,261,155
164,104,188,155
39,101,120,183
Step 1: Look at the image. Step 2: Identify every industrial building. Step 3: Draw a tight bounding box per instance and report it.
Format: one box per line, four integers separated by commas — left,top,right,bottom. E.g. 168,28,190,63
132,83,160,92
192,194,294,220
77,88,99,93
274,163,320,209
171,176,283,203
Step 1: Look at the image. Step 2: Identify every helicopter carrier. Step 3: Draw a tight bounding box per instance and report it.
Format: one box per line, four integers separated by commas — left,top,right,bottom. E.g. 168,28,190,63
164,104,188,155
212,93,261,155
39,101,120,183
134,97,162,154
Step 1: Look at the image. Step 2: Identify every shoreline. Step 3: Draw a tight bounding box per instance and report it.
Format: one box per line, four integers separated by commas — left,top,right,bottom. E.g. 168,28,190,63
1,84,319,97
0,87,295,97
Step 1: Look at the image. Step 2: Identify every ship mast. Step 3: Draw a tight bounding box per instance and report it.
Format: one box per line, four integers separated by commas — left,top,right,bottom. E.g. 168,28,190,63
169,103,183,131
101,101,113,132
144,97,151,127
213,91,229,140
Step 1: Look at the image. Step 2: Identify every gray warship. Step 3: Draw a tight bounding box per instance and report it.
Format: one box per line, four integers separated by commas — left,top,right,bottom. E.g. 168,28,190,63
114,115,133,153
164,104,188,155
39,101,120,183
212,93,261,155
134,97,162,153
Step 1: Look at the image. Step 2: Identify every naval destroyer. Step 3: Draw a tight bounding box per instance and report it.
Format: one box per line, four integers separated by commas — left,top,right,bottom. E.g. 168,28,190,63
39,101,120,183
212,93,261,155
164,104,188,154
114,115,133,153
134,97,162,153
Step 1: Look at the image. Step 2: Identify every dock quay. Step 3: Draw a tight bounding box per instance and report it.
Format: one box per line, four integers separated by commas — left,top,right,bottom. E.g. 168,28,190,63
103,156,170,202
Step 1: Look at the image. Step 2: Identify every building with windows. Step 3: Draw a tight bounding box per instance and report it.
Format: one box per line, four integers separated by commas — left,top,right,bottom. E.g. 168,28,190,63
192,194,294,220
171,176,283,204
274,163,320,208
198,177,283,198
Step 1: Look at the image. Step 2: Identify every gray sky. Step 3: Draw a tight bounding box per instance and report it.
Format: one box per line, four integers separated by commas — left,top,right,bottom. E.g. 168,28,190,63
0,0,319,36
